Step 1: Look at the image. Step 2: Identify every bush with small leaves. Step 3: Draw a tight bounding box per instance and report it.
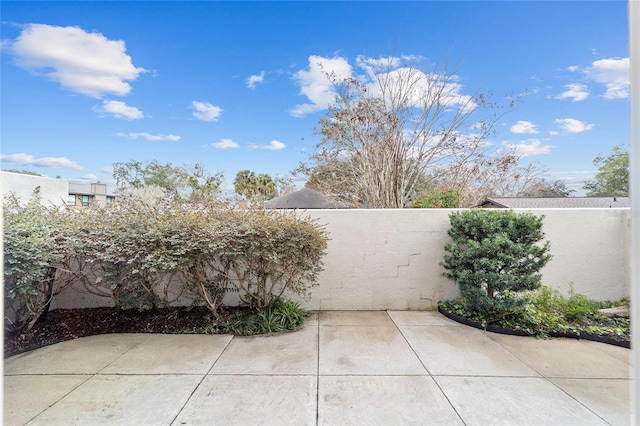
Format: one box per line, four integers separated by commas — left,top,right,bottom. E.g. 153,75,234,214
442,209,551,319
47,195,328,315
3,192,67,332
218,208,328,310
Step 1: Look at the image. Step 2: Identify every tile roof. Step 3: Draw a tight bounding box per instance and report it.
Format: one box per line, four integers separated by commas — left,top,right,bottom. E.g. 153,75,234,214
477,197,629,208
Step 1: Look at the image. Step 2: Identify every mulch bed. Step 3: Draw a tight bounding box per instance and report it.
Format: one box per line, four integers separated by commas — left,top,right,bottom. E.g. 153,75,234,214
4,306,236,358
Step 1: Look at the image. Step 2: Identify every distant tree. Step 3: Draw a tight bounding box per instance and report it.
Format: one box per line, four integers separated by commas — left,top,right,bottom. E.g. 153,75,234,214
427,149,545,207
274,175,296,197
112,160,222,203
296,157,355,203
299,57,518,208
520,179,575,198
234,170,257,200
412,189,461,208
583,145,629,196
2,169,43,177
184,163,224,204
233,170,279,203
255,173,277,201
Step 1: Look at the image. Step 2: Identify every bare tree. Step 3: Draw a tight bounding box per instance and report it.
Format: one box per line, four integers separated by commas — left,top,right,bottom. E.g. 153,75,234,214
301,58,516,208
274,174,296,197
429,149,546,207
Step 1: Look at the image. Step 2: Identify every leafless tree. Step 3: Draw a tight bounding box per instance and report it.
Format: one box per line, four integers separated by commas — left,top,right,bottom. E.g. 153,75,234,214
301,58,518,208
428,150,546,207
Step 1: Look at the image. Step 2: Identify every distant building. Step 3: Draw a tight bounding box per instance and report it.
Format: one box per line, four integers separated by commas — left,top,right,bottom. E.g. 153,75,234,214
1,171,116,207
476,197,629,209
265,187,348,209
68,182,117,207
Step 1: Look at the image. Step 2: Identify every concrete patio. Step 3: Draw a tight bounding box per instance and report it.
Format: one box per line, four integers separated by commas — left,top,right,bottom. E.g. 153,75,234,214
3,310,631,425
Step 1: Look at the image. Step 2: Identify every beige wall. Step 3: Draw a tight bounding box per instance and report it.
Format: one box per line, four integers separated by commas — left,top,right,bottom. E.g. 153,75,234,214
296,208,629,310
51,208,630,310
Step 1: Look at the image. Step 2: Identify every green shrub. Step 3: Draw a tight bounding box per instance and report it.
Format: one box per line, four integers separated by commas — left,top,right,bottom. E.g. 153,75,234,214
412,189,461,208
526,285,601,323
15,194,328,316
3,192,67,332
442,209,551,317
219,209,328,310
440,286,630,339
62,196,178,310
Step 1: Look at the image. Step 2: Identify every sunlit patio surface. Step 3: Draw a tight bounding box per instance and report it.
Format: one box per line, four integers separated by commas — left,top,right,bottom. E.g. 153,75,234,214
4,311,630,425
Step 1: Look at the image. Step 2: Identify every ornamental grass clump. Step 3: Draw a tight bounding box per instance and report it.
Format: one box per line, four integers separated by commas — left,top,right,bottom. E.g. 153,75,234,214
442,209,552,320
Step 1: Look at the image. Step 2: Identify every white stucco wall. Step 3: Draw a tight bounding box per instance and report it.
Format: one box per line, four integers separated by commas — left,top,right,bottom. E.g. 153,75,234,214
50,208,630,310
299,209,457,310
0,171,69,206
294,208,629,310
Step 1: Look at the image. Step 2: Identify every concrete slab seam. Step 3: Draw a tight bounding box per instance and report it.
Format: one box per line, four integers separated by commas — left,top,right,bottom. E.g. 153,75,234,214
169,333,235,425
386,311,432,376
533,375,615,425
95,338,147,375
385,312,486,424
385,310,466,423
484,333,622,424
24,373,94,425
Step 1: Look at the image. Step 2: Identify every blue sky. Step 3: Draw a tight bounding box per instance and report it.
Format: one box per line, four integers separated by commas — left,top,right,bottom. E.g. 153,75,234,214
1,1,631,196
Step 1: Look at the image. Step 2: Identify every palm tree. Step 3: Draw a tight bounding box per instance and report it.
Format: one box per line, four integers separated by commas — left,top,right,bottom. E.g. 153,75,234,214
234,170,257,200
255,173,277,200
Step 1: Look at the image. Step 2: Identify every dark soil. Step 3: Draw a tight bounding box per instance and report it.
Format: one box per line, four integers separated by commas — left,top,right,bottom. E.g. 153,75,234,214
4,306,238,358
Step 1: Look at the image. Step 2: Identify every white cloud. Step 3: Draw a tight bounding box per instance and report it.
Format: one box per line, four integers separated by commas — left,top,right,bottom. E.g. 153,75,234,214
251,140,286,151
355,55,426,76
247,71,265,89
555,118,594,133
585,57,629,99
546,170,596,196
117,132,180,141
375,67,476,112
0,153,83,170
96,100,144,119
289,54,474,116
8,23,145,98
289,55,353,117
510,120,539,134
504,139,552,157
80,173,99,181
192,101,223,121
567,65,580,72
555,83,589,102
268,140,285,151
356,55,401,75
211,138,239,149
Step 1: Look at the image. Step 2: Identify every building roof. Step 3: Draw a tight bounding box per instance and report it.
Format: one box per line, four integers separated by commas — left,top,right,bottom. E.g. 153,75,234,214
477,197,629,209
264,187,348,209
